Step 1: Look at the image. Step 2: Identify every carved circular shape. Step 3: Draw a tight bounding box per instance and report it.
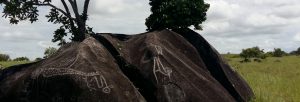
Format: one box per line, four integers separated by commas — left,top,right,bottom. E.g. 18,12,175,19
102,87,111,93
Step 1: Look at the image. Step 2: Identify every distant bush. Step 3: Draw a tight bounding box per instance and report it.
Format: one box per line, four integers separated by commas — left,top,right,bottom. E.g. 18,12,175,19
0,54,10,61
222,54,240,58
290,47,300,56
13,57,30,61
265,51,273,57
35,57,43,62
44,47,58,58
267,48,287,57
272,48,287,57
240,46,265,62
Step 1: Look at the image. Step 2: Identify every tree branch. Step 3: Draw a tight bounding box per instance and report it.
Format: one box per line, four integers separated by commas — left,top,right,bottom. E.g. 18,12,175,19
68,0,86,40
82,0,90,21
61,0,76,31
67,0,81,22
60,0,72,18
33,3,68,18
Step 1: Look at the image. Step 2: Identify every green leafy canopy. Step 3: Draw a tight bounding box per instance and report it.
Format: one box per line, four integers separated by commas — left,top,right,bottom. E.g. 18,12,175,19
146,0,210,31
0,0,93,45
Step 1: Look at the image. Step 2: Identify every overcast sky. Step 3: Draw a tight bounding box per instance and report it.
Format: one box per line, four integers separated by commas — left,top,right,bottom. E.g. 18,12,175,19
1,0,300,60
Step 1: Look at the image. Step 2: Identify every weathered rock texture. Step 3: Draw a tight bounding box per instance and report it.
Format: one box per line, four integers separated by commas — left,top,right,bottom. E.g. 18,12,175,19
0,29,253,102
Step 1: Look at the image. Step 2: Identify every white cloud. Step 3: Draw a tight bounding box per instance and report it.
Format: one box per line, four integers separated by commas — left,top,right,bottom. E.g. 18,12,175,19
245,14,287,27
207,0,240,21
273,4,300,19
87,0,150,34
0,32,43,41
92,0,126,14
252,0,298,6
295,33,300,41
1,0,300,59
90,0,147,15
38,41,58,48
199,0,300,53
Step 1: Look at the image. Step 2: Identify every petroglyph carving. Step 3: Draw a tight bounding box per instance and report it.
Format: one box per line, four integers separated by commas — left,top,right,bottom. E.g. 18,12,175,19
31,68,112,93
152,45,172,84
84,74,113,93
67,56,79,68
42,57,76,68
154,45,163,55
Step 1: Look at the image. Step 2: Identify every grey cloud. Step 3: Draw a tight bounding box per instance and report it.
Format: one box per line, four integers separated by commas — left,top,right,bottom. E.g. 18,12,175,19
89,0,149,15
1,0,300,59
295,33,300,41
272,4,300,19
199,0,300,53
87,0,150,34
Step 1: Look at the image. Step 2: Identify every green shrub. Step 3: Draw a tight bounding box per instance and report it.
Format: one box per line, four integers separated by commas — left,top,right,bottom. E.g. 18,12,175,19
13,57,30,61
272,48,287,57
44,47,57,58
290,47,300,56
0,54,10,61
35,57,43,62
240,46,265,62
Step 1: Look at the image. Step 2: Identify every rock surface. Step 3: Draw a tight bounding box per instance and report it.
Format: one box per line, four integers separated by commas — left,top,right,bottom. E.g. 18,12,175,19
0,29,254,102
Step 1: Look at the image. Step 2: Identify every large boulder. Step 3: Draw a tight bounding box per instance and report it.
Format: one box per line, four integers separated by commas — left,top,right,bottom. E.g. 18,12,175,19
0,29,253,102
0,38,145,102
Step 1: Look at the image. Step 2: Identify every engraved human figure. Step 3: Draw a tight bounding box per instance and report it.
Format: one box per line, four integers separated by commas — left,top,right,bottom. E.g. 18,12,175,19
152,45,172,84
85,74,112,93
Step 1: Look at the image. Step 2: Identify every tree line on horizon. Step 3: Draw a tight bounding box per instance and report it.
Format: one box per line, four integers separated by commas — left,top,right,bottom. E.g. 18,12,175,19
0,47,57,62
1,46,300,62
237,46,300,62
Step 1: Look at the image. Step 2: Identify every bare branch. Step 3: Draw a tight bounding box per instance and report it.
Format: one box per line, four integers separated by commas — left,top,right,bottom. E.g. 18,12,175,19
82,0,90,21
67,0,85,40
61,0,76,30
33,3,68,17
60,0,72,18
67,0,81,22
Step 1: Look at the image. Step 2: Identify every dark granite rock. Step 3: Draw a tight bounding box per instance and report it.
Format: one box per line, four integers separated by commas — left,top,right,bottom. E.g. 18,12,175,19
0,29,254,102
0,38,145,102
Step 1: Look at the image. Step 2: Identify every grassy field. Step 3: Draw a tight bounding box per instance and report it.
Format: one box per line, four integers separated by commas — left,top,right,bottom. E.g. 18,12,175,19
0,61,30,69
224,55,300,102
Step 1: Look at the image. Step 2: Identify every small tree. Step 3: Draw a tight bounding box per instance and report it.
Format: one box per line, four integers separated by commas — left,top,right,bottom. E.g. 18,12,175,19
13,57,30,61
240,46,265,62
44,47,57,58
272,48,286,57
265,51,273,57
35,57,43,61
0,53,10,61
0,0,93,45
145,0,210,31
297,47,300,55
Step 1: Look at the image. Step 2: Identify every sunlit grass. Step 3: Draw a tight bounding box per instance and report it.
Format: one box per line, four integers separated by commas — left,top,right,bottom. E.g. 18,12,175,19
0,61,30,69
224,55,300,102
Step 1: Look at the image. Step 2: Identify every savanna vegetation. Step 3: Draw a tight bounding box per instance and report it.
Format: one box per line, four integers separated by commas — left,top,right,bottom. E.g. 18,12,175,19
0,47,57,69
223,47,300,102
0,61,29,68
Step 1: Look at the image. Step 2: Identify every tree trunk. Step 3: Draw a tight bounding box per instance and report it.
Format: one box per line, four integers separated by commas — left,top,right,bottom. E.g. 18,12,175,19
67,0,91,42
